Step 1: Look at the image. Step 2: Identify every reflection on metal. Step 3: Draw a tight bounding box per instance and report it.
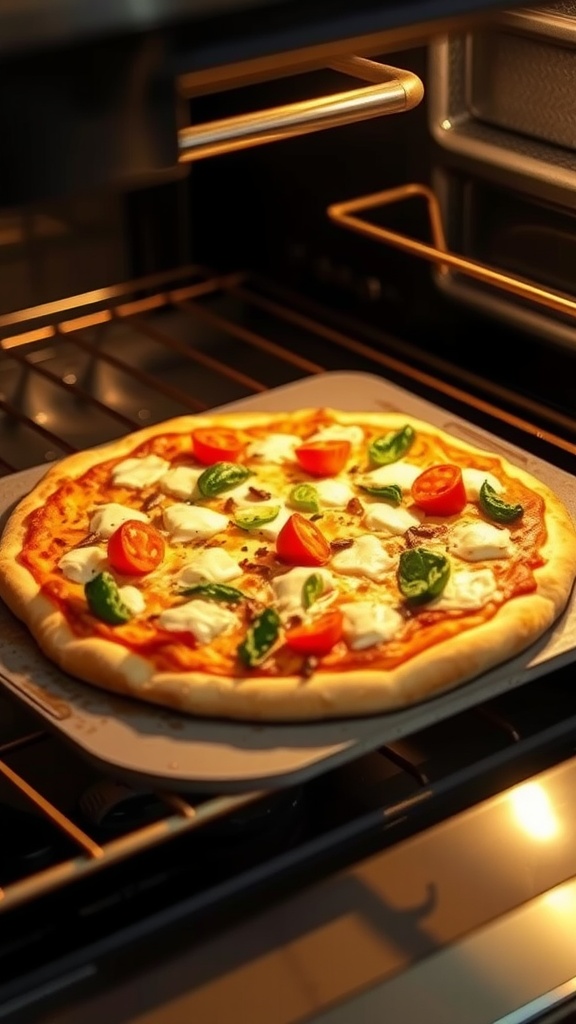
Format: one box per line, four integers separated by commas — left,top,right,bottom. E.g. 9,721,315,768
328,182,576,321
508,781,559,842
178,58,424,162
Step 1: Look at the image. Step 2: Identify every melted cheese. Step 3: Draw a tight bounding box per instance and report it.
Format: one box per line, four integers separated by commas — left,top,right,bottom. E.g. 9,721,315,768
90,504,149,539
448,520,512,561
163,504,229,542
361,462,421,493
462,469,503,502
436,568,501,610
271,567,334,617
245,434,300,463
331,534,394,581
308,424,364,445
118,585,146,615
363,502,422,536
256,506,292,541
160,466,203,500
111,455,170,489
341,601,404,650
58,546,106,583
158,599,237,643
314,478,355,508
178,549,242,586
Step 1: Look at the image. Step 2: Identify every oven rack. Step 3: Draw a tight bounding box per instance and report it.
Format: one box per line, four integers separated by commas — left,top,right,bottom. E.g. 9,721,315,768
328,181,576,324
0,264,575,474
0,264,574,915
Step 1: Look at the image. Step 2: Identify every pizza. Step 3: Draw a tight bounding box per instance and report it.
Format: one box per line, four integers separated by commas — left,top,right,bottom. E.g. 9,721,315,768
0,407,575,722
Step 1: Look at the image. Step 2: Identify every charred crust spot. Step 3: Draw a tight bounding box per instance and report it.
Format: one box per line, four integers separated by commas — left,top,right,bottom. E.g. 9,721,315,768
301,655,318,679
73,532,99,549
248,486,272,501
223,497,237,514
405,523,448,548
255,546,269,557
239,558,272,579
330,538,354,552
346,497,364,516
142,492,163,512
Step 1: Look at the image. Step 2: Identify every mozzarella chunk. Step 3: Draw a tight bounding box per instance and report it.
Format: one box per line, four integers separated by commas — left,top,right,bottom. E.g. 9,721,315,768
448,520,512,561
255,506,292,541
111,454,170,489
246,433,300,463
462,469,504,502
163,504,228,542
314,478,356,508
361,462,421,494
58,546,106,583
178,549,242,587
158,599,237,644
363,502,422,536
331,534,394,581
118,585,146,615
160,466,203,500
90,504,149,539
341,601,404,650
307,424,364,445
271,567,334,617
436,568,501,610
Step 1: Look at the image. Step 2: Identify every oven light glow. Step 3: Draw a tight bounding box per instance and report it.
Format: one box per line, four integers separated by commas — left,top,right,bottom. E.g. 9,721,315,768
543,885,576,913
509,782,559,841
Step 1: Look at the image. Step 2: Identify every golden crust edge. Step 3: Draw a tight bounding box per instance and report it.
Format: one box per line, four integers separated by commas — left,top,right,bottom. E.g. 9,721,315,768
0,407,575,721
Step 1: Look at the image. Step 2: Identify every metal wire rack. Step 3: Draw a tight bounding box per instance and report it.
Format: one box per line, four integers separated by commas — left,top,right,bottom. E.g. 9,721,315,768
0,264,575,915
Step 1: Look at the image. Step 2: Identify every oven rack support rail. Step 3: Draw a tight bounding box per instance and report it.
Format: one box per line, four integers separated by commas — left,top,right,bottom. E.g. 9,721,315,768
328,181,576,324
0,726,267,911
177,57,424,161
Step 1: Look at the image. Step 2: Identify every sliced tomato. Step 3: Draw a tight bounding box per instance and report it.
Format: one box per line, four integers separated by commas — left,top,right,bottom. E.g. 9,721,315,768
192,427,244,466
276,513,331,566
295,440,351,477
107,520,166,575
411,464,467,516
285,609,344,656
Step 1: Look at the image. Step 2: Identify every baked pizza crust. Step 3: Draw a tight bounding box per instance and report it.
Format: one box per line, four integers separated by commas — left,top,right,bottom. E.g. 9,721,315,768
0,409,575,722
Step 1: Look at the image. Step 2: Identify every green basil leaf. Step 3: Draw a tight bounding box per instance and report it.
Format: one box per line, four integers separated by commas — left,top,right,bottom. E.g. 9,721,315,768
359,483,402,505
238,608,281,667
369,424,415,466
232,505,281,530
398,547,450,605
197,461,252,497
289,483,320,514
85,571,132,625
479,481,524,524
302,572,324,610
180,582,245,603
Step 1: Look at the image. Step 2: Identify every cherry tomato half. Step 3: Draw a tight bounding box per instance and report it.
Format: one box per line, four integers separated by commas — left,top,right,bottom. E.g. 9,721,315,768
107,520,166,576
411,464,467,516
276,513,331,566
192,428,244,466
295,440,351,477
285,609,344,656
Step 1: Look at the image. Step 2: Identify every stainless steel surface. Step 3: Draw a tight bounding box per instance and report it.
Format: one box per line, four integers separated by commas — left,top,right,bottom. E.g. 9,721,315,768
0,369,575,794
429,7,576,195
24,755,576,1024
178,59,423,161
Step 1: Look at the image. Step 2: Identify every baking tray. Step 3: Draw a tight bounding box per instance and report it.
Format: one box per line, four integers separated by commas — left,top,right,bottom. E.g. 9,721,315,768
0,371,575,794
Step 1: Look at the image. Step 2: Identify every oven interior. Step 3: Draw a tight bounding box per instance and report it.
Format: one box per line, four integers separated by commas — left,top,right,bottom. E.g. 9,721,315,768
2,16,576,1024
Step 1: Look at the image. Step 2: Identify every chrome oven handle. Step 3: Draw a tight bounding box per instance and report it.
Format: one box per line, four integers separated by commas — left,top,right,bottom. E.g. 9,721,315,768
177,57,423,162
